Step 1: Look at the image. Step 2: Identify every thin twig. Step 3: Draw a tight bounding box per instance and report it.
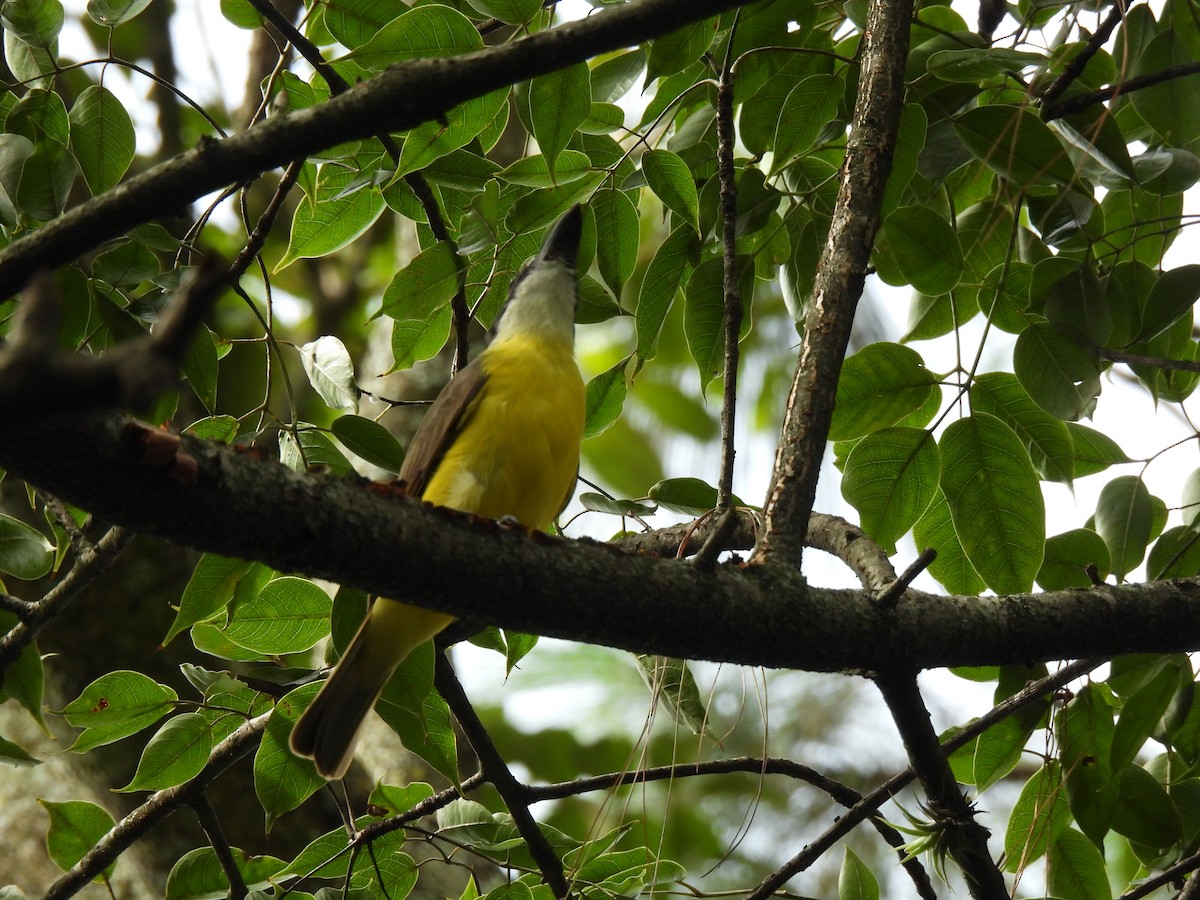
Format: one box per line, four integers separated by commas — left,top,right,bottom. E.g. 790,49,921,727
1102,347,1200,373
713,16,743,514
875,548,937,606
874,672,1008,899
434,654,573,898
1037,0,1127,111
190,795,249,900
1119,847,1200,899
0,527,132,675
1044,60,1200,120
744,658,1103,900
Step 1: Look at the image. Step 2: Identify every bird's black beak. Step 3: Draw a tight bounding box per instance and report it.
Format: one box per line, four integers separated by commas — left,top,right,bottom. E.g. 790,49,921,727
538,204,582,268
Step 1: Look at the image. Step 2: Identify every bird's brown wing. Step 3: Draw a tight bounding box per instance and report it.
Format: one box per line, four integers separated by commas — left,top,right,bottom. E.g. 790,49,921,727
398,357,488,499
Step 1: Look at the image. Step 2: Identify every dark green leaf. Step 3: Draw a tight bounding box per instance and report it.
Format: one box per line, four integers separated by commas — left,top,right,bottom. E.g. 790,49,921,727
119,712,214,792
642,148,700,232
584,356,628,439
381,241,460,322
841,427,939,554
1037,529,1110,590
1046,828,1109,900
955,104,1075,187
1095,475,1153,581
971,372,1073,484
1013,323,1102,420
592,187,639,298
254,683,324,827
40,800,116,879
529,63,590,177
913,491,987,595
939,414,1045,593
877,206,963,294
1004,762,1069,871
0,513,53,580
635,224,693,366
331,415,406,473
62,670,177,752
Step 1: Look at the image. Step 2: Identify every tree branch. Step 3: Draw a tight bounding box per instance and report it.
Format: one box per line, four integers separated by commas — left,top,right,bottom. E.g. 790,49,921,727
755,0,912,566
435,655,571,898
0,260,228,423
1043,60,1200,121
2,414,1199,672
0,0,757,301
42,712,271,900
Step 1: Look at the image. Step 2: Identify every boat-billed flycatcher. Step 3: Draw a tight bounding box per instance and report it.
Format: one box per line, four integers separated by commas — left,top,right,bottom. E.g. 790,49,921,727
291,205,587,779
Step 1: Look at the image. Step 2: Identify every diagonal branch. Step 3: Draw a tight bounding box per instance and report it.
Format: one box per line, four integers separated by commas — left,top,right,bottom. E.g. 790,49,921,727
0,0,757,301
754,0,913,567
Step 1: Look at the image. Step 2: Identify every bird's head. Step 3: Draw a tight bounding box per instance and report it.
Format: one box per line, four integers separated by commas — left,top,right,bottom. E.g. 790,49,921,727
491,205,583,344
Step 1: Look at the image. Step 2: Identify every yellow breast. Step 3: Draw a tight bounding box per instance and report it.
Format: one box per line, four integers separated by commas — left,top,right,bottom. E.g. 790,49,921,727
421,334,585,530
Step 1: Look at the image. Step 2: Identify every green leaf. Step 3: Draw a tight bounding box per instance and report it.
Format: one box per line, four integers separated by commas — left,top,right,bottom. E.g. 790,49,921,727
277,815,408,882
375,643,459,781
322,0,401,49
298,335,359,412
1066,423,1131,477
1137,264,1200,343
464,0,541,23
529,63,590,178
499,150,592,188
771,73,843,174
683,255,753,393
0,513,53,580
164,847,286,900
279,425,354,475
17,141,77,220
369,780,436,816
637,655,712,737
219,577,332,655
1046,829,1109,900
86,0,150,26
397,88,509,178
0,732,39,765
184,415,238,443
973,714,1027,791
648,477,742,515
1095,475,1153,581
381,240,460,322
2,0,63,44
62,670,177,752
838,846,879,900
350,3,480,68
592,187,640,298
646,18,713,83
636,224,693,366
40,800,116,879
331,415,406,473
584,356,628,439
877,206,963,294
642,149,700,232
119,712,214,792
971,372,1073,484
390,304,451,372
841,427,939,554
939,414,1045,594
1004,761,1069,871
1148,525,1200,578
0,610,44,727
1037,529,1110,590
955,104,1076,187
1130,30,1200,148
1113,764,1182,849
181,326,218,411
163,554,258,645
1112,660,1184,770
579,492,656,517
1013,323,1102,420
253,682,325,827
829,342,938,442
913,491,987,595
69,85,134,194
926,47,1047,81
276,165,385,270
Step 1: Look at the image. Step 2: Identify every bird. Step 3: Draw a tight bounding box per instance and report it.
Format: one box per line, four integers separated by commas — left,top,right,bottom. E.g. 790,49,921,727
290,205,587,779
